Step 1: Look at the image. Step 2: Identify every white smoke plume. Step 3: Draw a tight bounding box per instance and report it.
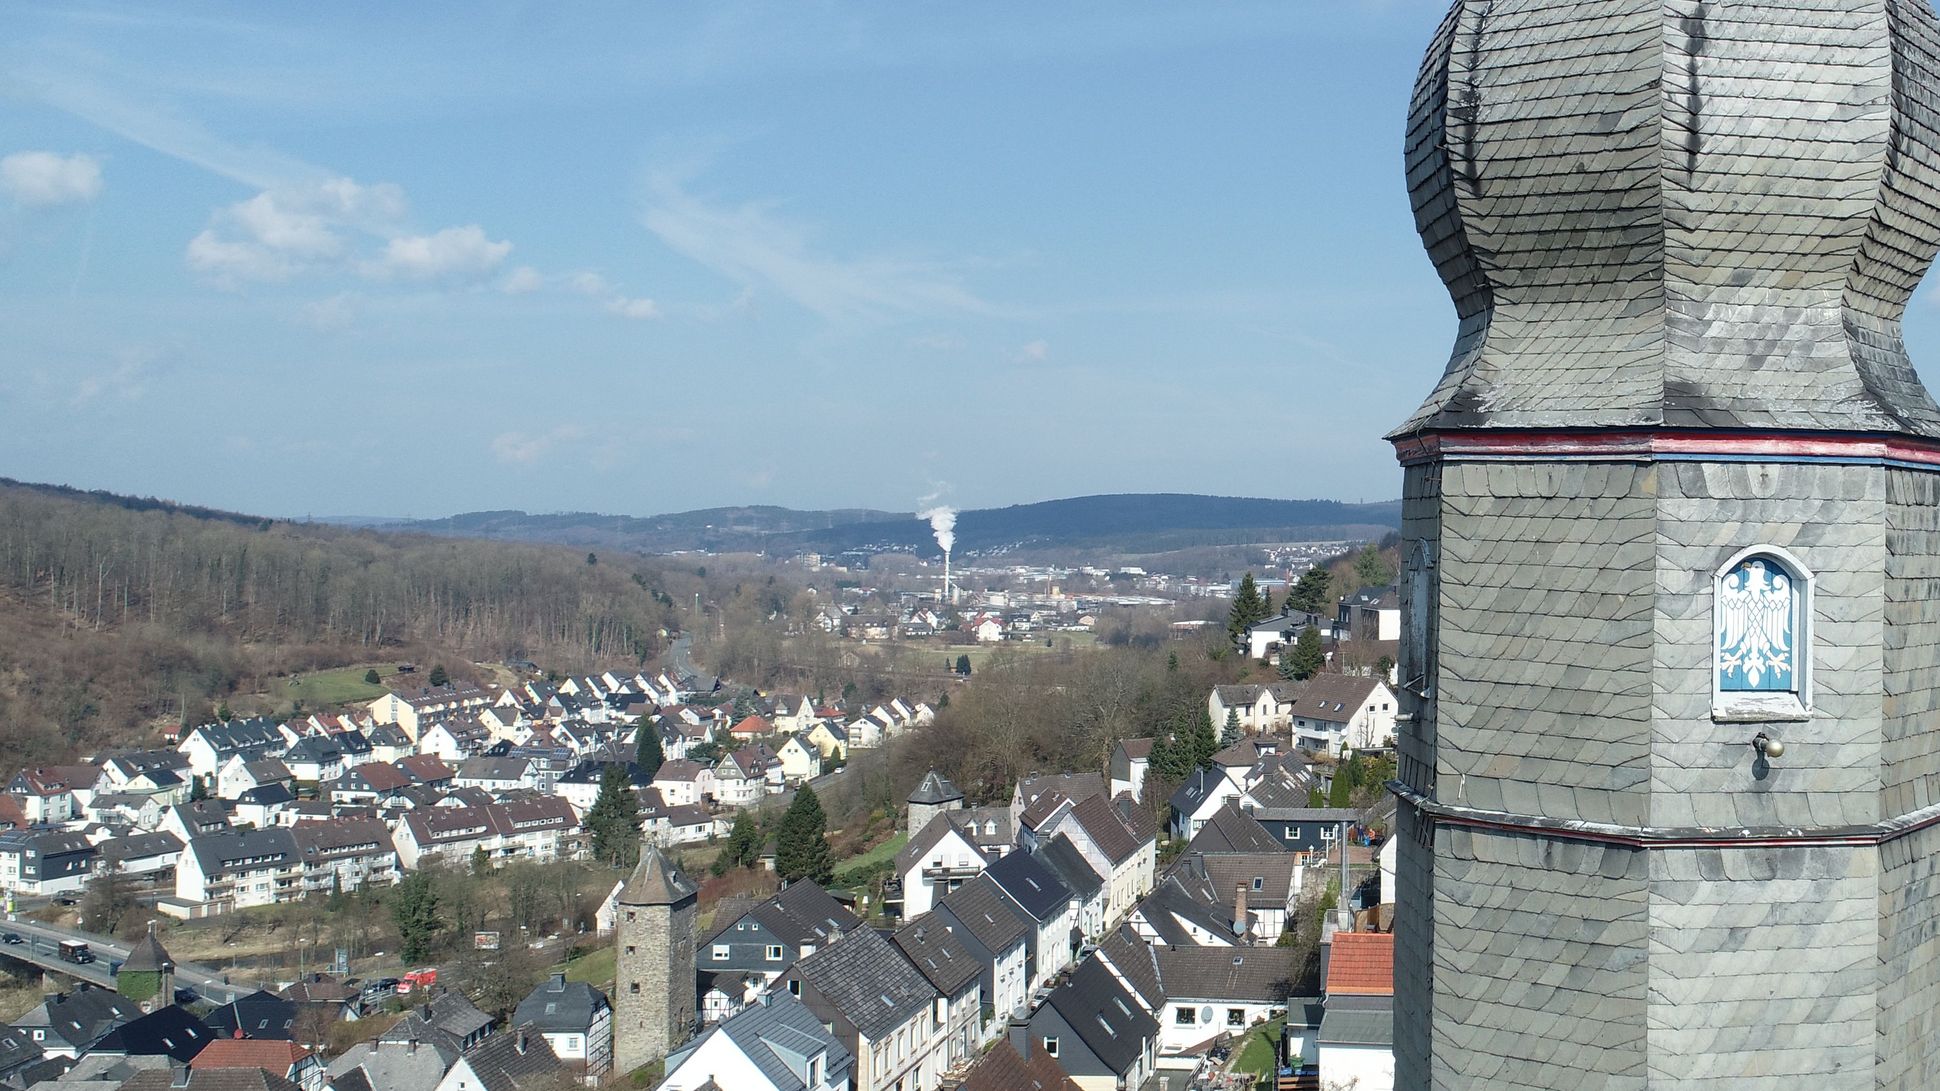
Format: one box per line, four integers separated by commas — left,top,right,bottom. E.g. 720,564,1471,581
921,506,956,554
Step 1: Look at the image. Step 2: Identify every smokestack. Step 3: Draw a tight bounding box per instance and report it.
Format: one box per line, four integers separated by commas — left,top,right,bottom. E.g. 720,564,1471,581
1235,883,1249,937
920,504,957,604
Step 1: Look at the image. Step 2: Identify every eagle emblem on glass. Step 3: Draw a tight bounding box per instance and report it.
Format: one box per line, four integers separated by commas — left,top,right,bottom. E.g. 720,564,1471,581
1717,556,1796,692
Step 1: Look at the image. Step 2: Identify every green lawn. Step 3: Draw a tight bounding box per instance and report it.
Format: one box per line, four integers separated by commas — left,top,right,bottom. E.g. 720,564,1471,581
834,832,907,885
1231,1016,1286,1083
559,945,616,990
277,665,393,708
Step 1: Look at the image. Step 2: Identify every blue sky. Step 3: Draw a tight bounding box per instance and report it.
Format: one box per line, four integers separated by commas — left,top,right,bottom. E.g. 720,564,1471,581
8,4,1939,520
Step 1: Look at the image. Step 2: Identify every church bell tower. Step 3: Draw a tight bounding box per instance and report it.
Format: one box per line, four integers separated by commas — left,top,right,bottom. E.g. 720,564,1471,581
1393,1,1940,1087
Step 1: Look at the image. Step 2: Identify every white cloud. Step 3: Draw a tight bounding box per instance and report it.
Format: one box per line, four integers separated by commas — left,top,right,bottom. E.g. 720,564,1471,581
499,266,544,294
364,225,511,283
1015,339,1049,363
605,296,660,319
187,176,408,285
490,424,588,465
641,171,994,324
0,151,103,206
569,270,658,319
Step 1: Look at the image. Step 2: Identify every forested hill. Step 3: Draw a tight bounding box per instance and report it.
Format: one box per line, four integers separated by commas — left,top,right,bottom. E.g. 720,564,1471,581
0,479,688,762
383,504,904,553
380,493,1401,558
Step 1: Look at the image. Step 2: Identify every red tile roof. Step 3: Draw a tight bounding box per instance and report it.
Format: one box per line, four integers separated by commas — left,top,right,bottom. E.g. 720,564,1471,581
1325,931,1394,996
192,1037,311,1071
730,715,773,736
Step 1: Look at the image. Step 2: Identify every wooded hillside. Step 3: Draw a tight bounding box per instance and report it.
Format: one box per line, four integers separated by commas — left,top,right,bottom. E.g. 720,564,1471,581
0,479,687,761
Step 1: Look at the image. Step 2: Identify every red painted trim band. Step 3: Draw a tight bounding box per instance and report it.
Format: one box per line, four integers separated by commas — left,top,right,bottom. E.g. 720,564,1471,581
1391,429,1940,468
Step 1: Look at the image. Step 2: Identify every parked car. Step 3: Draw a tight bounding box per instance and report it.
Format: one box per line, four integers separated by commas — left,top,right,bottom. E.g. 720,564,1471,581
175,987,199,1004
0,933,21,945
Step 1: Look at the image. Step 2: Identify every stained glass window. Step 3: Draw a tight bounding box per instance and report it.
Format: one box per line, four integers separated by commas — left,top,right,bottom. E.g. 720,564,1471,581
1716,554,1800,694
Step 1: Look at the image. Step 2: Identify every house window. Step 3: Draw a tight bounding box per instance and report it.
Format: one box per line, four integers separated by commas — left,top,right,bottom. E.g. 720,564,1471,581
629,983,640,994
1043,1036,1059,1057
1252,876,1264,891
711,945,728,961
1228,1008,1247,1027
1713,547,1812,721
788,978,802,996
1176,1007,1197,1025
767,945,784,961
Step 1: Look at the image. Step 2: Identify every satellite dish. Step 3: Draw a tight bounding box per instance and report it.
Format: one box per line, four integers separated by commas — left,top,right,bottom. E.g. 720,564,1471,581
1201,1006,1215,1025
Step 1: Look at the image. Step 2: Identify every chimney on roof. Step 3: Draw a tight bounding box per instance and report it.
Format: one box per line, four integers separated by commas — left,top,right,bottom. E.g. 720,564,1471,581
170,1061,191,1088
515,1029,530,1055
1234,884,1249,937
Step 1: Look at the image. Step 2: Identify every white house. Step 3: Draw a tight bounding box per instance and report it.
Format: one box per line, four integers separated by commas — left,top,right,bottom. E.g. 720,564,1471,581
513,973,612,1085
776,736,822,785
659,993,850,1091
650,760,713,808
1287,676,1399,756
177,827,302,910
894,816,990,920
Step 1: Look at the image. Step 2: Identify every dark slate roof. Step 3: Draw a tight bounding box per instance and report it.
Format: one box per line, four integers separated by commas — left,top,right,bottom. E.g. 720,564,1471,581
454,1026,564,1091
187,828,299,877
99,831,184,865
907,769,963,805
985,845,1073,924
746,880,858,948
235,783,296,807
1016,773,1104,811
1199,852,1297,906
895,810,987,874
790,927,937,1041
91,1006,215,1061
618,843,696,906
1034,835,1104,901
17,987,141,1049
1097,925,1163,1009
122,1071,302,1091
936,873,1031,955
1041,958,1156,1074
960,1039,1080,1091
664,993,852,1091
891,913,982,998
1156,946,1301,1003
1317,998,1394,1048
121,925,174,973
1168,766,1232,815
203,990,295,1040
327,1038,460,1091
1067,794,1144,864
1187,804,1283,855
512,975,608,1035
0,1024,43,1076
379,992,493,1055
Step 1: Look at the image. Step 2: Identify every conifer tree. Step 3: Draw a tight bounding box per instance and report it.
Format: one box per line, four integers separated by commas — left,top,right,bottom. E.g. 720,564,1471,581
587,764,642,867
775,785,834,884
1288,566,1334,616
1227,573,1270,649
634,723,665,781
1221,709,1242,748
1281,626,1326,681
393,871,443,964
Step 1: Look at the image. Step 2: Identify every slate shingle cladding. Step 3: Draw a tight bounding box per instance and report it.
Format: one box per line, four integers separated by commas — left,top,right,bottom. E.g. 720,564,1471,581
1393,3,1940,1088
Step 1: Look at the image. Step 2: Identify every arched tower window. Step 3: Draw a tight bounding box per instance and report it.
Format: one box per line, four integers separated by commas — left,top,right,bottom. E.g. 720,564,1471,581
1712,547,1812,721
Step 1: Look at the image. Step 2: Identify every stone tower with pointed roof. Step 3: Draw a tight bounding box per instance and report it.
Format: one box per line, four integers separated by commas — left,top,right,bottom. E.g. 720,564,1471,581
1394,1,1940,1087
117,921,175,1008
906,768,964,834
611,842,696,1075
